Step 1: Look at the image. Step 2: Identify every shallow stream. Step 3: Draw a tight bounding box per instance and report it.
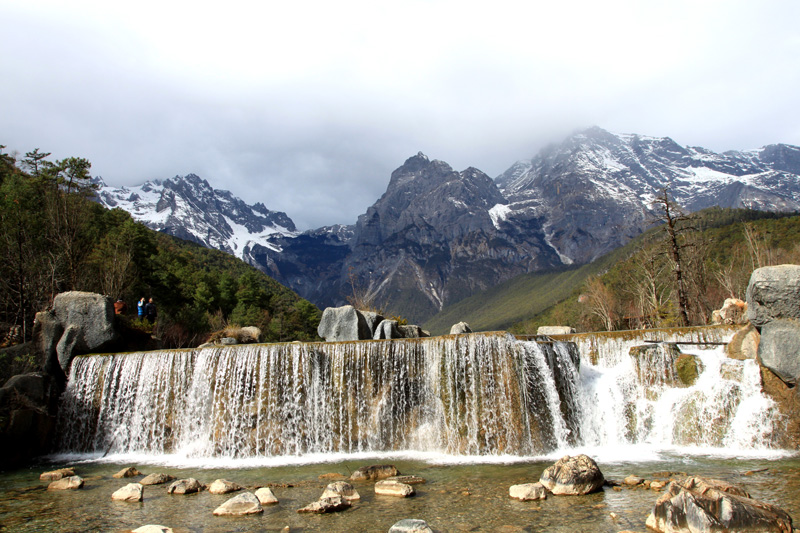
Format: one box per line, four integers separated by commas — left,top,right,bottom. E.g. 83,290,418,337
2,452,799,532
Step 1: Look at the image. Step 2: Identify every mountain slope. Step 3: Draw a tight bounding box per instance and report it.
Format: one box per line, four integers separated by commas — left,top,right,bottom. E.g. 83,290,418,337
94,173,298,259
497,127,800,264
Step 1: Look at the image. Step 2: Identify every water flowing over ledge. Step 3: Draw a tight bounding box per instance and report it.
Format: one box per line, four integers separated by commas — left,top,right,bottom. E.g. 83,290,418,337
55,328,786,465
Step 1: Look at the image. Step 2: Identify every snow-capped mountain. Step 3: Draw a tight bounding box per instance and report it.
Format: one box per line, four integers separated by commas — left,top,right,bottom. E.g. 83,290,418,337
496,126,800,264
93,128,800,323
93,173,298,258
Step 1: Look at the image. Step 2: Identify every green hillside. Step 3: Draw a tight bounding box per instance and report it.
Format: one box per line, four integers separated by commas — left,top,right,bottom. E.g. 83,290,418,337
425,208,800,335
0,146,321,350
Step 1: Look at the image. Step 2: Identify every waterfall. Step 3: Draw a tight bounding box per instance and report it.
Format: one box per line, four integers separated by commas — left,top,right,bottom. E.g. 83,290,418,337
56,333,580,458
55,329,782,461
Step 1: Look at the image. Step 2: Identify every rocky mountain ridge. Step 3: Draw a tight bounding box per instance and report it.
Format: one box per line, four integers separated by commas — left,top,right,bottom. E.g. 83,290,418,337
94,128,800,323
94,173,298,258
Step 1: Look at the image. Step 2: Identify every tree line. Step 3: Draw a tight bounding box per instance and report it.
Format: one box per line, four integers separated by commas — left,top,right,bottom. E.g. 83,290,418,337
0,146,321,348
512,200,800,334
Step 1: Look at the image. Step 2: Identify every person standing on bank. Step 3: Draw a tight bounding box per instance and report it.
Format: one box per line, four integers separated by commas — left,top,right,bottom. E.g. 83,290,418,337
144,297,157,324
137,297,146,319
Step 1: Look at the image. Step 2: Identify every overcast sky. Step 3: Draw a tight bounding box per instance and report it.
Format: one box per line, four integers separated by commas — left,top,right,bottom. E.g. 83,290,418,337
3,0,799,229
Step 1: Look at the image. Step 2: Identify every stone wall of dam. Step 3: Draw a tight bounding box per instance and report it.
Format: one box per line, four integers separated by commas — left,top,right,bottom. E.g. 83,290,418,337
55,326,784,459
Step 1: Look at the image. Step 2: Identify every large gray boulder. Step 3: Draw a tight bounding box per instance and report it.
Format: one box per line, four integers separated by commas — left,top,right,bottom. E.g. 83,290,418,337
317,305,372,342
746,265,800,328
537,326,576,335
758,319,800,385
539,455,604,495
361,311,386,336
449,322,472,335
646,477,794,533
374,319,402,340
35,291,119,377
111,483,144,502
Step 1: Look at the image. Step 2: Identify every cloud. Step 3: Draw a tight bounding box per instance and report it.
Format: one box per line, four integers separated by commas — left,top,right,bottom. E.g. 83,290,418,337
2,0,799,229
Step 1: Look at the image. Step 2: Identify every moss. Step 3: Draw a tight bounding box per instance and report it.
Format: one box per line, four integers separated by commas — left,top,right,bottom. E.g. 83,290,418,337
675,353,702,387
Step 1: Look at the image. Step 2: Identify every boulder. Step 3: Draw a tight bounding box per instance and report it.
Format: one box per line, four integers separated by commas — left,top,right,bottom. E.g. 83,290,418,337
711,298,748,325
254,486,278,504
48,475,84,490
398,325,429,338
111,483,143,502
509,482,547,501
140,473,175,485
449,322,472,334
220,337,237,345
207,479,242,494
645,476,794,533
539,455,604,495
132,526,173,533
537,326,576,335
297,495,352,514
350,464,400,481
3,373,57,407
238,326,261,343
374,319,402,340
361,311,386,336
212,492,263,516
726,323,760,360
321,481,360,501
35,291,119,378
388,519,435,533
167,478,202,494
746,265,800,328
318,305,372,342
40,468,75,482
386,475,426,485
758,318,800,385
113,466,141,478
375,480,415,497
624,475,644,486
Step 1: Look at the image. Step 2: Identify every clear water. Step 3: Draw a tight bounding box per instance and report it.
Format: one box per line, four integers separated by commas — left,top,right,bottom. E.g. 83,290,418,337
5,329,797,531
2,454,799,532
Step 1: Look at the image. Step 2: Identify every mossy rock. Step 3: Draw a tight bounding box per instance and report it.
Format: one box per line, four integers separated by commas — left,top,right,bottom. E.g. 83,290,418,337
675,353,703,387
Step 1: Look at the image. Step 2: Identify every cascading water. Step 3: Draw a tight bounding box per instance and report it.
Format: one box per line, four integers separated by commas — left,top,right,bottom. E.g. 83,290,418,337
55,329,783,462
57,333,580,458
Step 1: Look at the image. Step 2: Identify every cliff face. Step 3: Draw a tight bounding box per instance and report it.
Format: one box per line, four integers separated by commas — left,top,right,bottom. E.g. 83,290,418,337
496,127,800,264
95,129,800,324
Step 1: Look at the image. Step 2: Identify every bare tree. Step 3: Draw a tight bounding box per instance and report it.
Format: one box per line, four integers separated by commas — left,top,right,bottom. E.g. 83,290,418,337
652,189,693,327
584,276,618,331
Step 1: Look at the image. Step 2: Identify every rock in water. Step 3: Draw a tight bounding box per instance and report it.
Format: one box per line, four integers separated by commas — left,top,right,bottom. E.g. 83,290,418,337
297,495,351,514
726,323,759,360
212,492,263,516
758,319,800,385
40,468,75,482
132,526,173,533
539,455,604,495
140,473,175,485
207,479,242,494
48,475,84,490
350,464,400,481
167,478,202,494
375,480,415,497
113,466,141,478
645,476,794,533
254,487,278,504
389,519,435,532
111,483,143,502
509,483,547,501
321,481,360,501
